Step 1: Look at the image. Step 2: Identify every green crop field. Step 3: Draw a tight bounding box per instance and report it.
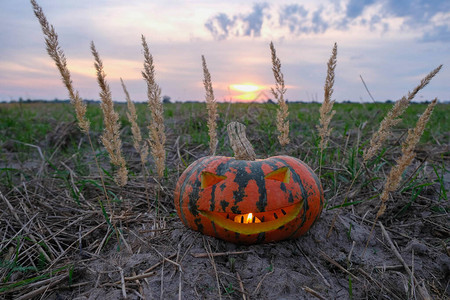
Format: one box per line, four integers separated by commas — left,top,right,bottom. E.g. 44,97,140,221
1,101,448,157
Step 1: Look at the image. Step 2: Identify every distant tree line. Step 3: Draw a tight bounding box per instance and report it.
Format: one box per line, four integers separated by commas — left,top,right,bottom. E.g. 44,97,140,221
1,97,447,104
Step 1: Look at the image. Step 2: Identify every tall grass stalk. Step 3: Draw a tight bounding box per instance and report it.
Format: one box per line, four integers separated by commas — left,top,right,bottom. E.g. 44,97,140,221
91,42,128,187
122,78,149,166
317,43,337,176
122,78,151,209
358,65,442,196
363,65,442,162
270,42,290,147
141,35,166,180
141,35,166,218
328,66,442,237
364,99,438,253
31,0,114,225
202,55,218,155
377,98,438,218
31,0,89,133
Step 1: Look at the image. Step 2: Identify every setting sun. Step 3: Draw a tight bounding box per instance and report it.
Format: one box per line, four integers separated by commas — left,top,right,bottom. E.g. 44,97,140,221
229,83,268,101
230,84,262,93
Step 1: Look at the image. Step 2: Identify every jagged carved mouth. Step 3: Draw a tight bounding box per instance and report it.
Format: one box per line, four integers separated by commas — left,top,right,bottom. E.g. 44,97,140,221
199,201,303,235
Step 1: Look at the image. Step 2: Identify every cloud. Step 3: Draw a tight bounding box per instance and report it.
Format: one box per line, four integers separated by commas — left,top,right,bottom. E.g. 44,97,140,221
385,0,450,20
383,0,450,42
204,1,450,44
346,0,376,19
344,0,450,24
204,13,233,40
421,24,450,42
279,4,329,34
279,4,308,33
242,3,269,36
206,3,333,39
311,7,328,33
205,3,269,40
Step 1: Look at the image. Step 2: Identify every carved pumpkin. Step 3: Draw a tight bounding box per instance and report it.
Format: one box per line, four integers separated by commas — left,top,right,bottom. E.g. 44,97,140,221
174,155,324,244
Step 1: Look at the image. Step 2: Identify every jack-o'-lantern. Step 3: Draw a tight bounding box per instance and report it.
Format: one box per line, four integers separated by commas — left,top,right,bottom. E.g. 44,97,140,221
173,122,324,244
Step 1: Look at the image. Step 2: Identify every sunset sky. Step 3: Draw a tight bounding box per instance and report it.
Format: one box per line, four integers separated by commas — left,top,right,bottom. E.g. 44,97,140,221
0,0,449,102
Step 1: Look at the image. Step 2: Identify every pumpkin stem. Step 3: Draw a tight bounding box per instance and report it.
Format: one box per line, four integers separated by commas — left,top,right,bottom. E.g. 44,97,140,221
227,122,256,161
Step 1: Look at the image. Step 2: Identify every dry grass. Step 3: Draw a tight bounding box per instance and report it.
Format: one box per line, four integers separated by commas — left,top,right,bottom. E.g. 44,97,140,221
122,78,151,209
91,42,128,187
270,42,290,147
377,98,438,217
31,0,114,216
364,98,439,260
202,55,218,155
317,43,337,152
31,0,89,133
363,65,442,162
141,35,166,179
122,78,149,166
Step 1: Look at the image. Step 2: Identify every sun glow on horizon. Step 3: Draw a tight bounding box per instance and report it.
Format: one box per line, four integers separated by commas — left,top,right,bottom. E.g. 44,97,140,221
230,83,262,93
229,83,267,101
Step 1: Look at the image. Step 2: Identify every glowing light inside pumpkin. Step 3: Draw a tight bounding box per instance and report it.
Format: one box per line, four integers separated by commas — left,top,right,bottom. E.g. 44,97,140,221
200,201,303,235
234,212,261,224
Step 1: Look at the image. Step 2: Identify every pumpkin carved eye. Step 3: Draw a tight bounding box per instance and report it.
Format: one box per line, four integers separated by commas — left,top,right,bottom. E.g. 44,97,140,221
201,172,227,189
264,167,290,183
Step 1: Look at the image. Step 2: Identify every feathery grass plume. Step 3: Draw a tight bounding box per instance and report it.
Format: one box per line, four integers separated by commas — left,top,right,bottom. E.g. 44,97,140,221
363,65,442,162
377,98,437,217
141,35,166,179
270,42,290,146
317,43,337,152
122,78,149,165
364,98,438,253
202,55,218,155
122,78,151,210
91,42,128,187
32,0,118,237
31,0,89,133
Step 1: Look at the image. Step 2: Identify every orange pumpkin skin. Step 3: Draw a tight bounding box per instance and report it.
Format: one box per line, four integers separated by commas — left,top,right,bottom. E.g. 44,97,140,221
174,155,324,244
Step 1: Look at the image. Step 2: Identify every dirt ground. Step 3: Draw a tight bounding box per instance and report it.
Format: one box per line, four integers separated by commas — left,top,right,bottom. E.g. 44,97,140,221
57,196,449,300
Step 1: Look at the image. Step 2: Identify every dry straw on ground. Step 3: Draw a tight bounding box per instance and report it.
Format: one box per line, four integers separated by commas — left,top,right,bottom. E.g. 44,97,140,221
270,42,290,146
202,55,218,155
317,43,337,152
31,0,89,133
91,42,128,187
141,35,166,179
363,65,442,162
